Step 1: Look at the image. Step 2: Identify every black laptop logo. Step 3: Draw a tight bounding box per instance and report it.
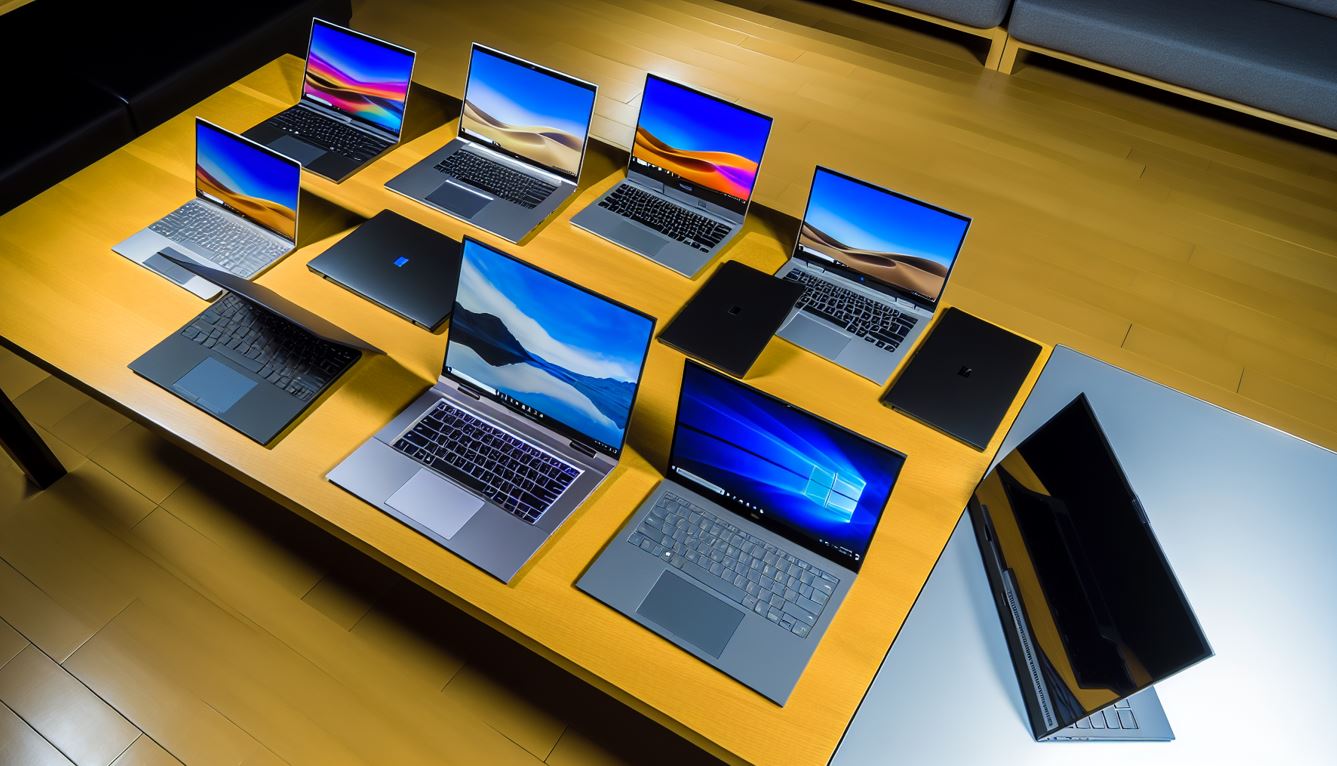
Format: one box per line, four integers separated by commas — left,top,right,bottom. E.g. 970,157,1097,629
729,305,743,316
958,366,973,378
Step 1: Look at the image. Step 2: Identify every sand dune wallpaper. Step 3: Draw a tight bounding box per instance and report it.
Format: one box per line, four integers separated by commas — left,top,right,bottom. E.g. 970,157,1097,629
799,222,949,301
194,122,298,240
196,166,297,239
460,101,585,179
633,126,759,201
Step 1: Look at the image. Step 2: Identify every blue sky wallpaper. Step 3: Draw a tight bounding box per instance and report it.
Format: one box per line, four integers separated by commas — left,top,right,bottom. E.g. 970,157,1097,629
805,169,969,269
464,48,596,142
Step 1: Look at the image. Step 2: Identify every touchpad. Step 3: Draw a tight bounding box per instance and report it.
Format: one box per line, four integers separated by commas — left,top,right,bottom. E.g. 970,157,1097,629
271,135,327,164
426,181,491,219
614,221,667,257
785,313,852,358
386,469,485,540
173,357,257,414
637,572,744,659
145,251,196,285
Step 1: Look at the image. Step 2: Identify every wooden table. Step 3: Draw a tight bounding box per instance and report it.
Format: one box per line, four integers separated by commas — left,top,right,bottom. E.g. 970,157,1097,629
0,56,1048,765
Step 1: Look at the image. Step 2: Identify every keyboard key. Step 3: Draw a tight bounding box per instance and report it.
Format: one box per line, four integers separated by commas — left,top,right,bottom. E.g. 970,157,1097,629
1117,709,1136,729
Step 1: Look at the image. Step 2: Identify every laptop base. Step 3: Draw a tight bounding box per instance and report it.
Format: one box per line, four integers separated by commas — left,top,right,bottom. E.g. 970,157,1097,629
571,180,736,279
1044,687,1174,742
244,117,383,185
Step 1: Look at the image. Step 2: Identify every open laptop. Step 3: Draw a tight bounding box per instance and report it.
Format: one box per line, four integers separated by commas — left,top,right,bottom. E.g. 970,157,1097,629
130,251,377,444
114,118,301,301
245,18,415,183
967,394,1213,741
775,166,970,384
386,44,597,243
328,237,656,583
571,74,774,278
578,361,906,704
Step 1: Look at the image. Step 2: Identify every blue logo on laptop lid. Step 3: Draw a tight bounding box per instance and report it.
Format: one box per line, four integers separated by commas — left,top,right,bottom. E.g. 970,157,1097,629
393,256,410,268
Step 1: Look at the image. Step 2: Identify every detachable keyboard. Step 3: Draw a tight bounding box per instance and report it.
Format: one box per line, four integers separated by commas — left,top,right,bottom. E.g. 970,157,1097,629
433,151,557,209
598,184,730,252
1072,699,1139,732
268,106,390,160
783,269,919,351
630,490,839,638
151,200,288,278
392,399,580,524
179,293,359,401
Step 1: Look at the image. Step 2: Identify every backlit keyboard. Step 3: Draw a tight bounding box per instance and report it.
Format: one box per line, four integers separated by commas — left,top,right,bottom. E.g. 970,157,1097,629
598,184,730,252
268,106,389,160
151,200,287,278
783,269,918,351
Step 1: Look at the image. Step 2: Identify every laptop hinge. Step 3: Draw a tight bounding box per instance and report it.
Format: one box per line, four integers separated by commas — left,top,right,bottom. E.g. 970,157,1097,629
1003,570,1058,731
567,440,597,459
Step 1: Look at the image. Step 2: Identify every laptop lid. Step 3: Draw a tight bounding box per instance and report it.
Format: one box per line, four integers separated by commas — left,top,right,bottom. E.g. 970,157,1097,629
442,237,655,458
666,360,906,572
457,44,598,183
627,74,774,218
971,394,1212,737
195,118,300,243
793,166,970,311
301,18,416,139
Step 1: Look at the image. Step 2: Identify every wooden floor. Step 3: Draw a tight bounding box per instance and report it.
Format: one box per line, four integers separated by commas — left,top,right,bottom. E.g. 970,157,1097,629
3,0,1336,763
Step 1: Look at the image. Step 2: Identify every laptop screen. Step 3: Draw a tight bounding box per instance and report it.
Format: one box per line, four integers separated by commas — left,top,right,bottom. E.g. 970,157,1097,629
195,119,300,242
443,238,655,458
667,362,905,571
973,394,1211,734
630,75,774,215
459,45,598,180
797,167,970,307
303,19,415,136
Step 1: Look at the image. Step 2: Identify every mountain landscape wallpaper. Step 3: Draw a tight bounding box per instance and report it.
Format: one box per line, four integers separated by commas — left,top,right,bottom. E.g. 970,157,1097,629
303,22,414,134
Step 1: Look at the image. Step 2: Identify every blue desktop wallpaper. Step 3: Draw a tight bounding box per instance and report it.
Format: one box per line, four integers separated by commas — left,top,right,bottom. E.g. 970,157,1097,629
195,121,299,240
304,22,414,134
445,240,653,452
671,364,904,564
460,48,596,176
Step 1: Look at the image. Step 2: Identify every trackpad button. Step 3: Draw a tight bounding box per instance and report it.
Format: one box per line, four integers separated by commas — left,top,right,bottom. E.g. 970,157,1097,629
427,181,491,219
386,469,485,539
615,221,667,257
173,358,256,414
271,135,327,164
637,572,744,658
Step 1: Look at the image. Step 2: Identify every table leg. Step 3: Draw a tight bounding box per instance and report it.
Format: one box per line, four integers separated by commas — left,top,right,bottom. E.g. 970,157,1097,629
0,385,65,489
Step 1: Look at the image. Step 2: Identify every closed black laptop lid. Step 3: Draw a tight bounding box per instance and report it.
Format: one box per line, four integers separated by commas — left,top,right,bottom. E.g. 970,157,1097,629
971,395,1212,736
159,249,381,353
882,308,1040,449
306,211,462,330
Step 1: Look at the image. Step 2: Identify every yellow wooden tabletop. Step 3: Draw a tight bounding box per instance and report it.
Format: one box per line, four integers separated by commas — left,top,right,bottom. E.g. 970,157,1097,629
0,56,1048,765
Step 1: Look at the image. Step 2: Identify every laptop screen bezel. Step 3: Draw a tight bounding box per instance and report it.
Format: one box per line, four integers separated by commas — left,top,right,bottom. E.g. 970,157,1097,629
664,360,905,572
300,18,418,139
193,117,301,243
626,73,775,218
791,165,971,312
455,43,599,184
439,236,656,459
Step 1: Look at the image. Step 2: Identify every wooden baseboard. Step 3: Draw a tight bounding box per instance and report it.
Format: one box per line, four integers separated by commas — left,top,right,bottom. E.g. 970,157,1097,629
846,0,1010,69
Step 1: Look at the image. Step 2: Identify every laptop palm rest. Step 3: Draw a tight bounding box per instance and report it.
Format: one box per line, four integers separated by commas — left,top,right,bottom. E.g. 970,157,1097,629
427,181,490,219
271,135,327,164
785,313,850,357
615,221,667,258
637,571,743,658
386,469,484,539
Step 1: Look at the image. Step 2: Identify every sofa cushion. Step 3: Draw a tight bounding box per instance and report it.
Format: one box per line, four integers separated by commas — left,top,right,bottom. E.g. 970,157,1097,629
883,1,1013,28
1010,0,1337,130
1268,0,1337,19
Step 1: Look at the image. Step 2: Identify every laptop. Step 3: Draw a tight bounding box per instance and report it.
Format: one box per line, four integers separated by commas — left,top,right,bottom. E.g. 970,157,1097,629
967,394,1213,741
571,74,774,278
244,18,416,183
307,210,462,331
130,250,378,445
578,360,907,704
775,166,970,384
386,44,598,243
114,118,301,301
881,307,1041,449
327,237,656,583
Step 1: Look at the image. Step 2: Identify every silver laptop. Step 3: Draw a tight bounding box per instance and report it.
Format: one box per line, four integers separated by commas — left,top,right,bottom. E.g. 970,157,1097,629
385,44,597,243
577,361,907,704
113,117,301,300
968,394,1212,741
775,167,971,385
243,18,416,184
328,237,655,583
571,74,774,279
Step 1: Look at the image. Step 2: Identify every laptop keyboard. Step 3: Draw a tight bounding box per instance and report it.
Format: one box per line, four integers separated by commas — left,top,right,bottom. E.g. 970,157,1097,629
433,151,557,209
392,399,580,524
598,184,730,252
179,293,359,401
629,490,839,638
268,107,390,160
783,269,919,351
1072,699,1138,731
151,200,288,278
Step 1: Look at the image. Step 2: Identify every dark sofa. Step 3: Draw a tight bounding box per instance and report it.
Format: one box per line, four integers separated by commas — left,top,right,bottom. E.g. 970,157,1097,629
0,0,351,215
883,0,1012,28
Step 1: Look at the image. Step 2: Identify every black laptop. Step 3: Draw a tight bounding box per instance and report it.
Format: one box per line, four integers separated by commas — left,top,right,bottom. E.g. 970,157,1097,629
129,251,379,444
307,211,462,331
881,307,1040,449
